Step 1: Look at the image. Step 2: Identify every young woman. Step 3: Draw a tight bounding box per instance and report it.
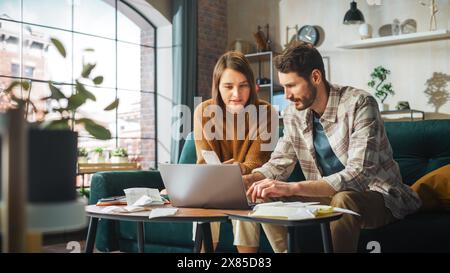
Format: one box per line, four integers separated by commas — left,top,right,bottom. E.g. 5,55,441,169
193,51,273,253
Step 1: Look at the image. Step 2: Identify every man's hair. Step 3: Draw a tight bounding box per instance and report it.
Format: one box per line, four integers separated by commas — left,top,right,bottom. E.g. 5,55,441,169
274,41,327,83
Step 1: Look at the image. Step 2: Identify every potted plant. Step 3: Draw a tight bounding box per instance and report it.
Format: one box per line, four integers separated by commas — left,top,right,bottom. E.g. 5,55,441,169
2,38,119,202
111,147,129,163
368,66,395,111
91,147,105,163
77,147,89,163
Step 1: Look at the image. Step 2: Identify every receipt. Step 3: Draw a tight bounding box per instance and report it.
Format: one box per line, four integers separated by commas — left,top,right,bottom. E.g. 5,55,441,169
201,150,221,165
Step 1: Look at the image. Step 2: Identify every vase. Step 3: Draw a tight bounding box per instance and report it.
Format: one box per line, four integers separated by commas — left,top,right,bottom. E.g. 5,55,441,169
379,103,389,112
359,23,373,40
111,156,128,163
78,156,88,163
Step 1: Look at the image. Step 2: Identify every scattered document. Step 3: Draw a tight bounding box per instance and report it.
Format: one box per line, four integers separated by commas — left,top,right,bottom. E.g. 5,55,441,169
201,150,222,165
149,208,178,219
101,205,147,213
123,188,164,206
250,202,360,220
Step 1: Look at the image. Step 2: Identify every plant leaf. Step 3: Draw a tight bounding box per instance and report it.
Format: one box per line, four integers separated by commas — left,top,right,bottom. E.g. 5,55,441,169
76,81,96,101
51,38,66,58
82,63,96,78
48,82,66,99
93,76,104,85
42,119,70,130
104,98,119,111
4,81,22,93
83,120,111,140
67,93,87,110
21,80,30,91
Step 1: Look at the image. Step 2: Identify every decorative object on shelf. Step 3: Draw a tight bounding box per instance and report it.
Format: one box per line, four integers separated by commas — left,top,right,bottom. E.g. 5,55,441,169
285,24,299,48
298,25,321,46
420,0,438,31
396,101,411,110
368,66,395,111
91,147,105,163
230,39,254,54
111,147,129,163
392,19,401,36
378,24,393,37
253,25,271,52
359,23,373,39
78,147,88,163
366,0,382,5
401,19,417,34
343,0,365,25
423,72,450,113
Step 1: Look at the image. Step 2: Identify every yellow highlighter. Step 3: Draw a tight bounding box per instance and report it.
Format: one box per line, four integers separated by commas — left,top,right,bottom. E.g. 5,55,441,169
314,206,334,216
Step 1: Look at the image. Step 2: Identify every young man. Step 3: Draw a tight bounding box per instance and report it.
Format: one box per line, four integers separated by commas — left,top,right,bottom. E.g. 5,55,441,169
244,41,421,253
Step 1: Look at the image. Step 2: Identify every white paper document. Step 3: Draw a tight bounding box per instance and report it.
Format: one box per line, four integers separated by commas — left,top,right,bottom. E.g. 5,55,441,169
149,208,178,219
201,150,222,165
123,187,164,206
250,202,360,220
101,205,147,213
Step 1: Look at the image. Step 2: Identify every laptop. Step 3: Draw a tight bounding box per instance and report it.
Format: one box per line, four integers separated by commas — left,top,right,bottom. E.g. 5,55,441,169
159,164,255,209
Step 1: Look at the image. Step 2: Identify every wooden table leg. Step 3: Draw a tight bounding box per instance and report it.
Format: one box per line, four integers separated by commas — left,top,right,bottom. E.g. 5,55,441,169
287,226,298,253
199,222,214,253
320,222,333,253
137,221,145,253
85,217,98,253
193,222,203,253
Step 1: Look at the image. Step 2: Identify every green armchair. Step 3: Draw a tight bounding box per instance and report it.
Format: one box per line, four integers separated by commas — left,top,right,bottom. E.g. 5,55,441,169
89,120,450,252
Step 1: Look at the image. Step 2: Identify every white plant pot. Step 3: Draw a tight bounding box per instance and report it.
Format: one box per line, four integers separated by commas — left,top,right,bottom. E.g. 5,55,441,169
359,23,373,40
77,156,88,163
92,154,105,163
379,103,389,112
111,156,128,163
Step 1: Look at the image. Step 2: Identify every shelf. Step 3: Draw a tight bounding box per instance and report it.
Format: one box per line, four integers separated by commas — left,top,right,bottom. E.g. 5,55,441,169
337,29,450,49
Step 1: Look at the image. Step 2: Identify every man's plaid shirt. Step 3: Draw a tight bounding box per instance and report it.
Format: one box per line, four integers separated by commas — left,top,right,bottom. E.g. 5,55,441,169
253,84,421,219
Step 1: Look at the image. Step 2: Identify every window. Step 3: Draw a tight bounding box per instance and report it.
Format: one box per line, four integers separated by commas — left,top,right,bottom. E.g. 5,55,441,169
0,0,157,170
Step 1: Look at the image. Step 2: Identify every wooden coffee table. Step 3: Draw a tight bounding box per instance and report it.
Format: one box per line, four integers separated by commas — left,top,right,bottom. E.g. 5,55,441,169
85,205,250,253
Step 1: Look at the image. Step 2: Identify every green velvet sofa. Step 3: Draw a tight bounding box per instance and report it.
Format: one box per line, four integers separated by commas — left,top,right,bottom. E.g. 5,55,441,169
89,120,450,253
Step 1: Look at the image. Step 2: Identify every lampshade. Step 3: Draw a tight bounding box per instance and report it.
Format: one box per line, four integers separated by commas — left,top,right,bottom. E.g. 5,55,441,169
343,1,365,25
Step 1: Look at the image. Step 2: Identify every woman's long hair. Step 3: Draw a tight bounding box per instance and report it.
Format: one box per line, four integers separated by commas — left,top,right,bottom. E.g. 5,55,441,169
211,51,259,108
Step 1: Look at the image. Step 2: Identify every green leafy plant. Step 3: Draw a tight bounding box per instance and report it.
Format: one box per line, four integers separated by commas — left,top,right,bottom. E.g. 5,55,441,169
368,66,395,104
77,147,88,157
2,38,119,140
93,147,104,154
111,147,128,157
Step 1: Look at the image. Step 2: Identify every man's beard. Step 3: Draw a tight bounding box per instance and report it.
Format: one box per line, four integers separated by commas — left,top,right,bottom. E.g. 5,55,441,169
291,81,317,111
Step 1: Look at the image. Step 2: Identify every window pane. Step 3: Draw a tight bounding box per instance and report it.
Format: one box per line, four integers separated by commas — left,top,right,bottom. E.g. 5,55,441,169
117,1,154,47
118,138,155,170
74,0,115,39
117,89,141,139
77,137,116,163
23,25,72,83
76,86,117,138
0,21,20,77
0,0,21,21
74,34,115,88
117,42,154,92
23,0,71,30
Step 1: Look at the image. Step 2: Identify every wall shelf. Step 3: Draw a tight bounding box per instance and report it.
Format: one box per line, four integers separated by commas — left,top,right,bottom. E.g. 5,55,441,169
337,29,450,49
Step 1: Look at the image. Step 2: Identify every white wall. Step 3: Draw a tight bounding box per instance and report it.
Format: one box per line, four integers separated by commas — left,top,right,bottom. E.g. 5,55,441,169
228,0,450,118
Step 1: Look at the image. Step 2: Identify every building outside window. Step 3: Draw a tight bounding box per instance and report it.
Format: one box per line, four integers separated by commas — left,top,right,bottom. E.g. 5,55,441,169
0,0,157,173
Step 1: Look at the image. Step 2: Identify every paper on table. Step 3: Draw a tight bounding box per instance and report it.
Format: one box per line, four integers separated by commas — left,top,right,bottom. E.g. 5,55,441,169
123,188,163,206
250,202,360,220
149,208,178,219
101,205,147,213
201,150,222,165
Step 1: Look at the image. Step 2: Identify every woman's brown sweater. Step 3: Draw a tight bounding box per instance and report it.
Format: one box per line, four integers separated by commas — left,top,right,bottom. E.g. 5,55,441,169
193,99,273,175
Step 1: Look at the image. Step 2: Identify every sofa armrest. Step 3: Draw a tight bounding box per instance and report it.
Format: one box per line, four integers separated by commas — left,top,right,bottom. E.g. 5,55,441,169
89,170,164,205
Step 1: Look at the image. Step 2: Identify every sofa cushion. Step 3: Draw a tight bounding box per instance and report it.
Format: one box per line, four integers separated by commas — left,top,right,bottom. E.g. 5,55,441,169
384,120,450,185
411,164,450,211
